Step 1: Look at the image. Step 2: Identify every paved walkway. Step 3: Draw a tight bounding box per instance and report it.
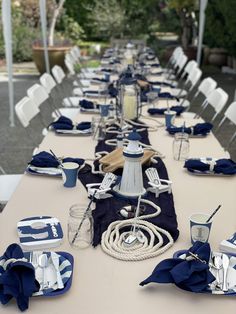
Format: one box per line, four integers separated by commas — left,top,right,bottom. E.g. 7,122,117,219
0,62,235,174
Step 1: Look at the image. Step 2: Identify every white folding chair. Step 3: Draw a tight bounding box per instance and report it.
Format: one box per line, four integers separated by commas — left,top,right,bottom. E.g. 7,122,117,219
15,96,40,128
15,96,41,152
171,67,202,98
180,60,198,80
51,65,79,107
195,88,229,121
39,73,78,119
181,77,217,117
40,73,57,94
217,101,236,147
27,83,49,109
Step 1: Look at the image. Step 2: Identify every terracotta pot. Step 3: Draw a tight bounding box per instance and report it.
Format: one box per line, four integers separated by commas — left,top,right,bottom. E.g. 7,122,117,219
32,46,72,74
208,48,227,67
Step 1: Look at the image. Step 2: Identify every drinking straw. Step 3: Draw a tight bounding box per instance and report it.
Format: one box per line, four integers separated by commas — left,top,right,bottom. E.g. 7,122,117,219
50,149,64,167
206,204,222,223
177,121,186,161
72,189,96,244
167,98,170,113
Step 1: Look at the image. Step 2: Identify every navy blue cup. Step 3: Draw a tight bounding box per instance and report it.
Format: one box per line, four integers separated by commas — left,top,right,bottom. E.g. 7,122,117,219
62,162,79,188
100,104,110,117
164,110,176,128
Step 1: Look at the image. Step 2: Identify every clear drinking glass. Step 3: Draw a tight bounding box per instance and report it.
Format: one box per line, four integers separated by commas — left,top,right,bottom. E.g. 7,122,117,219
173,132,190,161
68,204,93,249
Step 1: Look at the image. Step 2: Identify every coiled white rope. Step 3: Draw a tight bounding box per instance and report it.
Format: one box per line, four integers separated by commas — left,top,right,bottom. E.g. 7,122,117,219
101,199,174,261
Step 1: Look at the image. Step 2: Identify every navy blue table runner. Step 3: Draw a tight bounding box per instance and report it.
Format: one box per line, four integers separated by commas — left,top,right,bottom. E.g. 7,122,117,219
78,125,179,247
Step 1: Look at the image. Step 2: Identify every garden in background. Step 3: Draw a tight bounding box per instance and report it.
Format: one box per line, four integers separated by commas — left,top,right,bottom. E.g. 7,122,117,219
0,0,236,71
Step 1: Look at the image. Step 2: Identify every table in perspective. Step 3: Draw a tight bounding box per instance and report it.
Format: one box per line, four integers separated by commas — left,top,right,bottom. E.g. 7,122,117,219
0,108,236,314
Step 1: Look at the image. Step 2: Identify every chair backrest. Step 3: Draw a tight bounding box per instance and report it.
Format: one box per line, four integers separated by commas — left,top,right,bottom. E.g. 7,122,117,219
176,54,188,74
181,60,198,79
15,96,39,128
197,77,217,98
170,47,183,66
186,67,202,91
207,87,228,121
27,83,49,108
65,58,75,76
51,65,66,84
224,101,236,125
39,73,57,94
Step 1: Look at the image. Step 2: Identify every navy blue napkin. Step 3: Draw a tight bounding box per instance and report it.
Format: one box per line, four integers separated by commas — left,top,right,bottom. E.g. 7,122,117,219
79,99,99,110
158,92,176,99
108,83,118,97
167,123,213,136
50,116,91,131
92,77,109,83
50,116,73,130
29,151,84,168
148,106,186,116
150,63,160,67
184,158,236,175
0,243,40,311
140,241,215,293
100,68,114,73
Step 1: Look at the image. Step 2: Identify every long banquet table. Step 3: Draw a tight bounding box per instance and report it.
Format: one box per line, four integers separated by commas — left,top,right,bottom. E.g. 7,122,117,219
1,105,236,314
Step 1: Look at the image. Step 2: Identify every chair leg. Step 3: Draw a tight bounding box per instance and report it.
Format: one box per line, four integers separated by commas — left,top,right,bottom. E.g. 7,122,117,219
226,131,236,150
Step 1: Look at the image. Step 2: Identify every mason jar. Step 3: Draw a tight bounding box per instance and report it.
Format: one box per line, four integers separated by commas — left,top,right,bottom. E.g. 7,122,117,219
172,132,190,161
68,204,93,249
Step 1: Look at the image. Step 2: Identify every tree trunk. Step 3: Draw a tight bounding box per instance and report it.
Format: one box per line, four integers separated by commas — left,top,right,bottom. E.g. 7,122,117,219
48,0,65,47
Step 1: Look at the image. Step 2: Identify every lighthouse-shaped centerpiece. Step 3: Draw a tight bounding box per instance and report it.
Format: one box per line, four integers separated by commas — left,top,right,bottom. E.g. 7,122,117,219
113,129,146,198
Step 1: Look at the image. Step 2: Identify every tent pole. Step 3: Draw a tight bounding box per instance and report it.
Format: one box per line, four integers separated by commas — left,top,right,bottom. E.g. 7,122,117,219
2,0,15,127
39,0,50,73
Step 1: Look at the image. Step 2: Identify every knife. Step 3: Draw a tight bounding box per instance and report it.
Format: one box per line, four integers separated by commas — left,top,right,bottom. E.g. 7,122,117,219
222,254,230,292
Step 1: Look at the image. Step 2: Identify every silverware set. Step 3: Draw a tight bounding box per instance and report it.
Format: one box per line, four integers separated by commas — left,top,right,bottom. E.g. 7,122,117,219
30,252,49,290
211,252,230,292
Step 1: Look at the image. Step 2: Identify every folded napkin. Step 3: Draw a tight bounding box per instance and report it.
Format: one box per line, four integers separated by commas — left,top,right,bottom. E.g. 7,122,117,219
79,99,99,110
50,116,92,131
158,92,176,99
167,123,213,136
140,241,215,293
100,68,113,73
184,158,236,175
92,77,109,83
150,63,160,67
148,106,186,116
108,83,118,97
29,151,84,168
0,243,40,311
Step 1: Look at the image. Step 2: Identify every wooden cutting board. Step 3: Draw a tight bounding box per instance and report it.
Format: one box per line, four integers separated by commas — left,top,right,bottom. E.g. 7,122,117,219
99,148,155,173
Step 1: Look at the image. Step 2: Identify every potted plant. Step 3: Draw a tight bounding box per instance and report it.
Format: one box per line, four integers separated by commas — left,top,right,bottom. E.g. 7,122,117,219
32,0,72,74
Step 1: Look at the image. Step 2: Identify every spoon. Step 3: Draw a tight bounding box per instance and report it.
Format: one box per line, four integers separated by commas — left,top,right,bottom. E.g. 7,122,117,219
212,253,223,289
38,254,49,290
